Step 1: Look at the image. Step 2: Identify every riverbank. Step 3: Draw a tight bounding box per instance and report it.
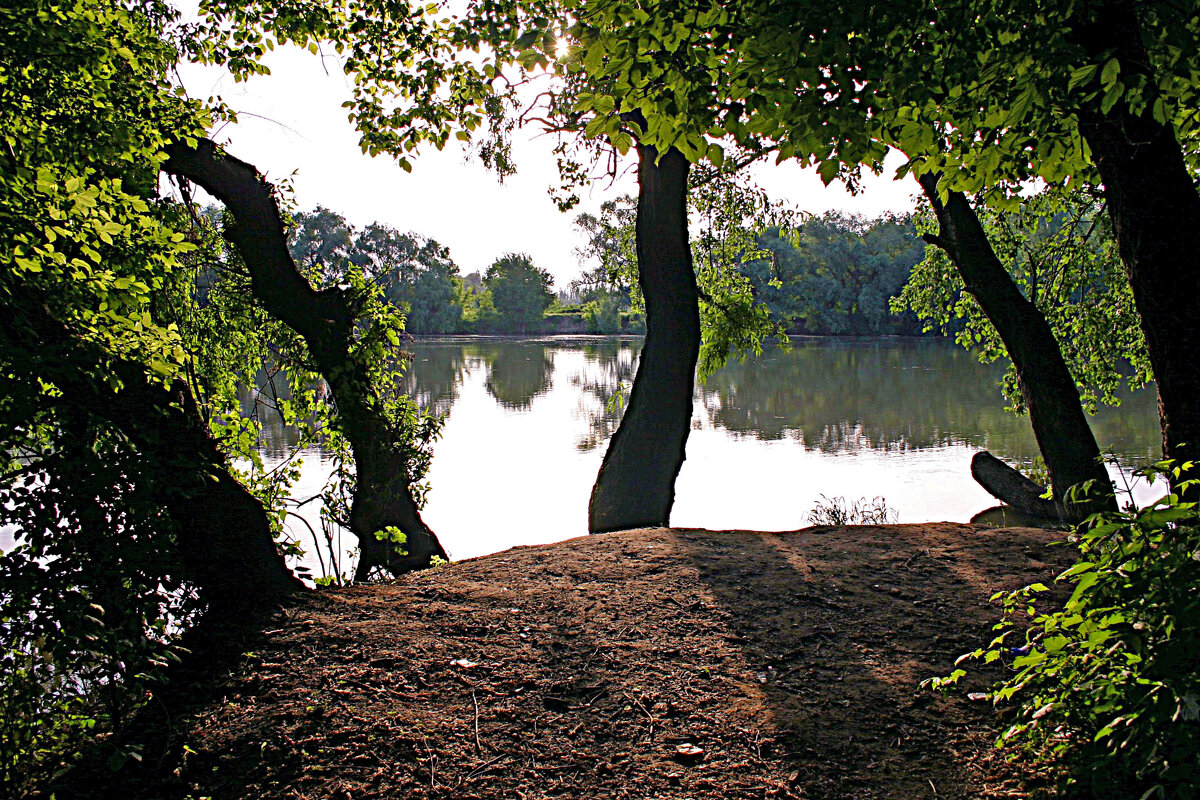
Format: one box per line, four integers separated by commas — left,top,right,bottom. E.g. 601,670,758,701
73,524,1072,799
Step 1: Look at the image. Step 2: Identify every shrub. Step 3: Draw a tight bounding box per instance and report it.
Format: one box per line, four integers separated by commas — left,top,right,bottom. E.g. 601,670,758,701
935,464,1200,799
807,495,898,526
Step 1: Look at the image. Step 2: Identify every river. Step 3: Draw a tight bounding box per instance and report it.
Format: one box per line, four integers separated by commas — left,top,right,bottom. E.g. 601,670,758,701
257,336,1162,580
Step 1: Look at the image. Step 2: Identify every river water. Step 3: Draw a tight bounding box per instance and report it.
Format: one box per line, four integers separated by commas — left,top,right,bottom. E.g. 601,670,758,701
258,336,1162,579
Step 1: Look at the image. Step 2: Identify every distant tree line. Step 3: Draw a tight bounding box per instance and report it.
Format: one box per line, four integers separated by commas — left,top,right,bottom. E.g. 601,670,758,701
285,204,941,341
570,196,930,339
739,212,926,335
285,207,566,335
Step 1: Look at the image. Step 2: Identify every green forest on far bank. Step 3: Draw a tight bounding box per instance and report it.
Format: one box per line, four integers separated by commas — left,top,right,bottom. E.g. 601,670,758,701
284,203,930,337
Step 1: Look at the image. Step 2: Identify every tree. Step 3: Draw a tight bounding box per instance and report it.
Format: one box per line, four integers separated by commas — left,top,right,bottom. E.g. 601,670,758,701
894,185,1150,516
914,175,1116,518
572,195,638,303
484,253,554,333
289,205,356,283
186,2,712,534
589,138,701,532
164,141,449,580
353,222,463,334
0,1,301,783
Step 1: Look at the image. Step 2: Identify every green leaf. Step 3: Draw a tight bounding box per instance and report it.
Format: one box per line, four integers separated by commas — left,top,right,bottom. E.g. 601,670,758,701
817,159,839,186
1067,570,1099,609
1100,57,1121,88
1068,64,1098,90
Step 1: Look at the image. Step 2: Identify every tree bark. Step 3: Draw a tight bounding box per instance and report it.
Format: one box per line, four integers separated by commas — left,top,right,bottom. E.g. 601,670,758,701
919,173,1115,520
589,143,701,532
1072,1,1200,491
164,140,447,578
0,302,303,614
970,451,1060,520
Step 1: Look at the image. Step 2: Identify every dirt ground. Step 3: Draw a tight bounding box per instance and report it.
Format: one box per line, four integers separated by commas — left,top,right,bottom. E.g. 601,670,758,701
72,524,1077,799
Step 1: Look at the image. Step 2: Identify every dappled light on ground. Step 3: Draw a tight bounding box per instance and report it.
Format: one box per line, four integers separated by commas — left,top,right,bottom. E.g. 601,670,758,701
73,525,1072,799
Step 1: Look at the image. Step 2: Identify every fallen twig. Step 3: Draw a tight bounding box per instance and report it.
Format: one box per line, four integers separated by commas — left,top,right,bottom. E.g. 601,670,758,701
472,689,483,757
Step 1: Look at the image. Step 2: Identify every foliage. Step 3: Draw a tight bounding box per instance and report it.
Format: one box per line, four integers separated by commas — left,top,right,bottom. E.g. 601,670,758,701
0,0,218,788
742,212,925,337
934,464,1200,799
807,495,898,527
287,207,464,334
893,187,1151,413
572,195,638,306
689,164,792,380
483,253,555,334
582,292,622,333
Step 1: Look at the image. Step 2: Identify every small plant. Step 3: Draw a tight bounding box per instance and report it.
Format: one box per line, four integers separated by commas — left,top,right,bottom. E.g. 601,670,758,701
1018,455,1053,498
931,462,1200,799
606,381,629,414
807,494,899,526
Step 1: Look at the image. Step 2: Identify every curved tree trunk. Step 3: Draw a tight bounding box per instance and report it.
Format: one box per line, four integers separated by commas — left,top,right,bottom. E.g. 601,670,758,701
0,302,302,615
919,174,1115,521
970,451,1060,520
1073,1,1200,496
164,140,447,578
589,143,700,532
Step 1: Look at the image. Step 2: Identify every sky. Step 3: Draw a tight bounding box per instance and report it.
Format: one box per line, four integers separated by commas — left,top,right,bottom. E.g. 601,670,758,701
177,46,920,289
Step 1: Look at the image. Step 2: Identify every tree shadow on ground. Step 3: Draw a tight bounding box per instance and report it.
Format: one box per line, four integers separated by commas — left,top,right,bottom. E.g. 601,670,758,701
59,525,1071,799
668,524,1072,798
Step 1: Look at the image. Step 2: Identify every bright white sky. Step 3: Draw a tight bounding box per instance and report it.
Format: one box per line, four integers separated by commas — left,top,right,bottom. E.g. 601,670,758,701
177,46,919,288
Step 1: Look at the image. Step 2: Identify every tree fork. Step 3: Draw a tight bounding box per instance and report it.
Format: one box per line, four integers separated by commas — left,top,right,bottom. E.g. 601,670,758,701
919,173,1114,520
589,141,700,532
164,139,447,577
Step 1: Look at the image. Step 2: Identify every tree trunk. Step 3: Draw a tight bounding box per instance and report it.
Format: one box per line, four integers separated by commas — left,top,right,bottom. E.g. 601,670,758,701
589,143,700,532
919,174,1115,520
0,302,302,614
970,451,1060,520
164,140,447,578
1072,1,1200,492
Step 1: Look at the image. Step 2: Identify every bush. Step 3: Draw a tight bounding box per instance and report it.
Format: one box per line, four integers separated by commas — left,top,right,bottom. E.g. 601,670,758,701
619,311,646,334
935,464,1200,799
583,295,622,334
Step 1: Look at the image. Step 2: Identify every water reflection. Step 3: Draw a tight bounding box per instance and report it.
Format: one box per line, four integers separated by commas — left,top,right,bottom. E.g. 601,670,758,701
256,335,1159,471
569,340,639,452
261,335,1161,570
696,338,1159,466
480,342,555,410
402,344,469,417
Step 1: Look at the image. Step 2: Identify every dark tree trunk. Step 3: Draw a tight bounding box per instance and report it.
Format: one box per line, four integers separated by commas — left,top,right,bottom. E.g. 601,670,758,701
919,174,1115,520
164,140,447,578
589,143,700,532
970,451,1060,520
0,303,302,614
1072,1,1200,492
141,377,306,614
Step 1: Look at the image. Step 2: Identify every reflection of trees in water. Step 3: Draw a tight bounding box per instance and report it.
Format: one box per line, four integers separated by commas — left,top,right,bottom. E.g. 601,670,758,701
401,343,469,417
478,342,554,410
699,338,1160,466
570,340,641,451
250,336,1159,472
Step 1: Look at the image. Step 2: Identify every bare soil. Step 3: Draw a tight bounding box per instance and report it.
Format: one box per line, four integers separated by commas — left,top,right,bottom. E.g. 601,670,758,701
74,524,1075,799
